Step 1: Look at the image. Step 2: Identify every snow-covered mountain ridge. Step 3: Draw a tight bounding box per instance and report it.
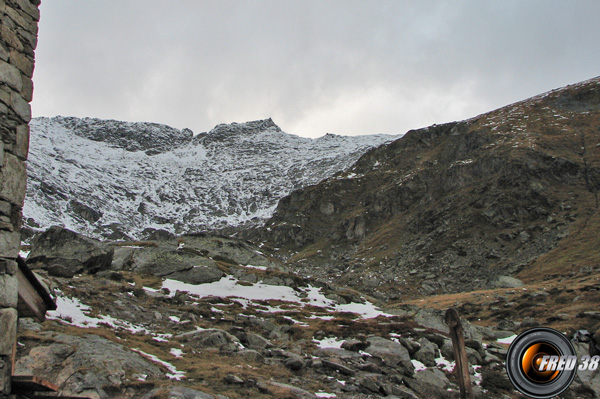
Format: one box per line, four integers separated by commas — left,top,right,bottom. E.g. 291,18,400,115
24,116,399,238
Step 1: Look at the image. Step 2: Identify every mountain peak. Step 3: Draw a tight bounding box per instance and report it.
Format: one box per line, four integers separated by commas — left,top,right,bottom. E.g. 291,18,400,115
44,115,194,154
206,118,281,137
24,116,398,238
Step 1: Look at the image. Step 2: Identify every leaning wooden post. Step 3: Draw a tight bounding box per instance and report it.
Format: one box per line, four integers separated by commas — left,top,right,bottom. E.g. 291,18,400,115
445,308,473,399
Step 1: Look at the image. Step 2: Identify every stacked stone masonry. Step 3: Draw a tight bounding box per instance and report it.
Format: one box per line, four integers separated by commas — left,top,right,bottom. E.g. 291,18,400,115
0,0,40,397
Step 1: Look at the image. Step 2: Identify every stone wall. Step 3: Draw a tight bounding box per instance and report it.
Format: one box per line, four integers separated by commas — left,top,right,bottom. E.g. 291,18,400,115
0,0,39,396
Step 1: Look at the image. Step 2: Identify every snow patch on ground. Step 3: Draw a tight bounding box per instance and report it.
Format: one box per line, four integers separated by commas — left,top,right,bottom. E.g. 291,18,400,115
48,295,148,334
315,393,337,398
411,359,428,371
161,276,392,319
497,334,518,345
313,337,345,349
132,348,186,380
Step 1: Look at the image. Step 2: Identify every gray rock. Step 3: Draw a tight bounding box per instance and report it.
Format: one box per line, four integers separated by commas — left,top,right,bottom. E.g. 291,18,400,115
404,375,452,399
17,317,42,332
15,333,162,397
441,340,455,361
359,373,383,393
179,234,280,270
110,246,135,270
141,387,217,399
341,339,369,352
284,357,306,371
124,247,224,284
397,337,420,355
414,338,437,367
573,341,600,395
27,226,113,277
245,333,272,350
364,336,414,376
224,374,244,384
391,385,420,399
414,368,450,389
413,307,482,341
176,329,241,351
267,381,316,399
494,276,524,288
313,348,363,360
357,361,382,373
321,358,355,376
234,349,264,364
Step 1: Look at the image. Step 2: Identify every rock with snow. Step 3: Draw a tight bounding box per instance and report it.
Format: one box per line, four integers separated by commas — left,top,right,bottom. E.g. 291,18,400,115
26,226,113,277
364,336,414,376
24,116,399,238
15,333,162,398
413,337,438,367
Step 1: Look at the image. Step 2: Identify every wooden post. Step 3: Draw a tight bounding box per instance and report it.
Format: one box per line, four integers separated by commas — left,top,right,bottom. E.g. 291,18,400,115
445,308,473,399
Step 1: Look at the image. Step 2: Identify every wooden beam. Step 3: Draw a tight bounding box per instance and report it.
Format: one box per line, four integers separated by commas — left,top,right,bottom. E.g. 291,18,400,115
10,340,16,379
445,308,473,399
11,375,59,392
32,396,91,399
16,266,48,322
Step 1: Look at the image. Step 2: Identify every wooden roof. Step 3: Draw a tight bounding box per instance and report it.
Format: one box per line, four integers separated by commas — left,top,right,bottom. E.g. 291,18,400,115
16,257,57,322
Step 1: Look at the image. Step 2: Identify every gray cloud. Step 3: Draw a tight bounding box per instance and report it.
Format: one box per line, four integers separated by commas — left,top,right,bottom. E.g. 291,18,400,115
31,1,600,137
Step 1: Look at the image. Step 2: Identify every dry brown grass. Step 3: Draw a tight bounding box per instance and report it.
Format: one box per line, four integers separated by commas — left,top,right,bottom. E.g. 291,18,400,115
400,272,600,335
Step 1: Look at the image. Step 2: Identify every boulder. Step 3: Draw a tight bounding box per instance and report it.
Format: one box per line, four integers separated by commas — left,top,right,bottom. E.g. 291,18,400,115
341,338,369,352
413,368,449,389
245,333,272,350
573,341,600,396
494,276,524,288
404,374,452,399
176,329,241,351
141,387,218,399
414,338,437,367
364,336,414,376
266,382,316,399
122,247,224,284
15,333,162,398
27,226,113,277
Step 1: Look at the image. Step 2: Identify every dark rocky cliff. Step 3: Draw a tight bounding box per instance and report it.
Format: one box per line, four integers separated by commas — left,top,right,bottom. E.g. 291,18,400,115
255,77,600,300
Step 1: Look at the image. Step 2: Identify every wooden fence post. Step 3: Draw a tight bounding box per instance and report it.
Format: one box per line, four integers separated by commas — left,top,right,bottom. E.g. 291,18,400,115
445,308,473,399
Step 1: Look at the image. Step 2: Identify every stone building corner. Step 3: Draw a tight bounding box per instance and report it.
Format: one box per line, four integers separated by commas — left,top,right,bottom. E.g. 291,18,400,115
0,0,40,397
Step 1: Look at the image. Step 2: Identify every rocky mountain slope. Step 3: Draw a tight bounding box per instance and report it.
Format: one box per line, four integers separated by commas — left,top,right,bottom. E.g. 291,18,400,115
254,76,600,300
15,226,549,399
24,117,398,239
18,225,600,399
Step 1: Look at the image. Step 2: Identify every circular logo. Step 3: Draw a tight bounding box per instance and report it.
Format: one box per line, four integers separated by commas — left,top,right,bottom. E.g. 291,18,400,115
506,328,577,398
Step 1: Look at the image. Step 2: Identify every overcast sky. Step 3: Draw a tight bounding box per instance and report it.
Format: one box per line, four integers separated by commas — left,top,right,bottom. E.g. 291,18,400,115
31,1,600,138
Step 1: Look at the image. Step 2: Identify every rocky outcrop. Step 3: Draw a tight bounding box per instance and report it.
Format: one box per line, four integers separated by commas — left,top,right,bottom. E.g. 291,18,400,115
54,116,194,153
364,336,414,376
256,76,600,299
26,226,113,277
115,246,224,284
109,232,285,285
15,333,163,398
